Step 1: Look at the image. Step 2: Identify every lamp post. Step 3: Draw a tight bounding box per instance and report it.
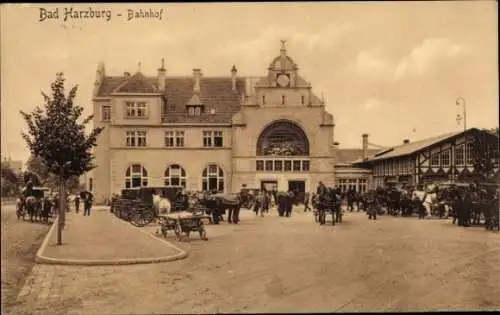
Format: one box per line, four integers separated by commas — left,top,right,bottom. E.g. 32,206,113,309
456,97,468,181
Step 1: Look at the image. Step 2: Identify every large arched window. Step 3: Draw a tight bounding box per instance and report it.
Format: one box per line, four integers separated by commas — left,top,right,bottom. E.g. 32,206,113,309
164,164,187,188
256,120,309,156
125,164,148,188
202,164,224,192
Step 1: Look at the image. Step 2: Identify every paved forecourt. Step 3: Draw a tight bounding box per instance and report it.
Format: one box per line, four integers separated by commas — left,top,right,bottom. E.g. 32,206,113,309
36,206,186,265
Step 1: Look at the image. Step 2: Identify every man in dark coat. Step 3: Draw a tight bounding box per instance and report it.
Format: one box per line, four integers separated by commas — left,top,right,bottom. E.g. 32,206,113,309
304,192,311,212
83,191,94,216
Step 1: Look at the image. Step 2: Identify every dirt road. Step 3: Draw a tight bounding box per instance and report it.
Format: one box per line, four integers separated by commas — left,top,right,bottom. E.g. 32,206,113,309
1,203,50,313
8,207,500,313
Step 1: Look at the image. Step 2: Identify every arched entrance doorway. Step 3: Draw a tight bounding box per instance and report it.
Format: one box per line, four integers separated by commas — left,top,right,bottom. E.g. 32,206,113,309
255,120,310,197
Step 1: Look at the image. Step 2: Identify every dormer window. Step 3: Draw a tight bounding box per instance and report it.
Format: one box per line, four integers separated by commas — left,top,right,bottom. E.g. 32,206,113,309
187,105,203,116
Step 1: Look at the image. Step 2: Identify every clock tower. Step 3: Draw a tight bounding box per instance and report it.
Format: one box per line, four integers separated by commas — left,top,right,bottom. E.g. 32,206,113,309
254,40,314,108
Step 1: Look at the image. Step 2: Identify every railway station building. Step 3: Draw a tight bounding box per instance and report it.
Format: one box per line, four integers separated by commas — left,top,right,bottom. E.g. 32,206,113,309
91,42,336,203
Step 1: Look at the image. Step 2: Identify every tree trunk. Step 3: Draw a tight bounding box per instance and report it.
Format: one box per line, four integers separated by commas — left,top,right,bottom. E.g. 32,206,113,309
57,175,66,245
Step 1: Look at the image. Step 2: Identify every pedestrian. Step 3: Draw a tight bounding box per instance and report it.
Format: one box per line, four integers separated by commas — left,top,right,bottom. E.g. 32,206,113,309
347,189,354,212
254,191,262,216
262,191,270,216
304,192,311,212
83,192,93,216
74,194,80,214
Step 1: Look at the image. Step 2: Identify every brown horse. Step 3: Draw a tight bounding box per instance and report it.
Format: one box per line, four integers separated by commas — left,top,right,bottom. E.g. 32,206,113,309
25,196,40,222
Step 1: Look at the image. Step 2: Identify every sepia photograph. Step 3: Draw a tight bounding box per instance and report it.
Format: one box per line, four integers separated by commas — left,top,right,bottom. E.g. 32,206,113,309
1,2,499,314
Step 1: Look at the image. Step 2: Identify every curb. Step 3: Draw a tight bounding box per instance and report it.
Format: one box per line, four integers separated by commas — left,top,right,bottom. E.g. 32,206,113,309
35,213,188,266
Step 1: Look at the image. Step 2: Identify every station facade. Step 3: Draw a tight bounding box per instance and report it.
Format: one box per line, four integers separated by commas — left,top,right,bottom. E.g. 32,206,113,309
91,42,336,203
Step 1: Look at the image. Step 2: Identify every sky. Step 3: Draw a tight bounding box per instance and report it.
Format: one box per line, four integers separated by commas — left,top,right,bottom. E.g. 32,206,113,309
1,2,498,165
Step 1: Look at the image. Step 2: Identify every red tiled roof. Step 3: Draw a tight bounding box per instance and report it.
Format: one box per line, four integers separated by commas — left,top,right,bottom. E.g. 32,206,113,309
336,149,381,164
113,72,157,93
162,77,246,123
96,73,325,123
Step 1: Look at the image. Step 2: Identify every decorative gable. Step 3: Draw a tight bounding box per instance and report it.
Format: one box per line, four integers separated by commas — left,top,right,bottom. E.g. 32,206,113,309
113,72,157,94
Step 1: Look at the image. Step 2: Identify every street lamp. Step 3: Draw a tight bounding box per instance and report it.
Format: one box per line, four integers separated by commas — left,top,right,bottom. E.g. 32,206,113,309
456,97,467,132
456,97,468,181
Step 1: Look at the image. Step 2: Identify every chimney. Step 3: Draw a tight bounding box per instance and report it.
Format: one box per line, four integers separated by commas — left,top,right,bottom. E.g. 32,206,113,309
124,72,130,78
403,139,410,144
193,68,202,94
231,65,237,92
362,134,369,160
92,62,105,97
157,58,166,92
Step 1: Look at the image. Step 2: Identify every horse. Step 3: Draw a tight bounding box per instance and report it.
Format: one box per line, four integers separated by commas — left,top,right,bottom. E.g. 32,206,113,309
201,193,243,224
24,196,41,222
153,194,172,215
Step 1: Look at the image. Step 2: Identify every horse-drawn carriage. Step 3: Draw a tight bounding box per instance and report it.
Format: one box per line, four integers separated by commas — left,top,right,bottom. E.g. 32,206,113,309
112,186,186,227
312,191,343,225
158,211,210,241
17,186,52,222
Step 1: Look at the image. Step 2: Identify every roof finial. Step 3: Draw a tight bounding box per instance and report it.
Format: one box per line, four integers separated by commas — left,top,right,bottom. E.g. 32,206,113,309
321,92,325,104
280,39,287,56
137,62,142,73
160,58,165,69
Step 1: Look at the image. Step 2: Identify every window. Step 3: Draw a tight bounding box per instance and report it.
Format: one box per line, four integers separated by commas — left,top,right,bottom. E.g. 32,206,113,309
125,164,148,188
164,131,185,148
126,131,147,147
187,106,203,116
164,164,186,188
466,142,474,165
101,105,111,121
337,179,348,193
281,95,286,105
126,101,147,118
358,179,367,193
203,131,223,148
274,160,283,171
293,160,301,172
455,145,464,166
256,160,264,171
284,160,292,171
441,149,451,166
302,160,310,171
430,153,440,166
265,160,273,171
301,95,305,105
202,164,224,192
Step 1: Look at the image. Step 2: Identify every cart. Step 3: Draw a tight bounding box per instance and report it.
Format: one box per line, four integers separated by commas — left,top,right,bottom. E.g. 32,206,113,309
158,212,210,241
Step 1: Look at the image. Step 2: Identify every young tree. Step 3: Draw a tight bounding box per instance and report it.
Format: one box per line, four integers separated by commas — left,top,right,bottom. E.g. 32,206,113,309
20,72,104,245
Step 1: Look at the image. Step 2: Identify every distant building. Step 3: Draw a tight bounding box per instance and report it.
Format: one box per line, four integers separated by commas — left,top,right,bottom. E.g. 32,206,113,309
2,157,23,174
91,42,335,203
354,128,499,188
333,134,381,193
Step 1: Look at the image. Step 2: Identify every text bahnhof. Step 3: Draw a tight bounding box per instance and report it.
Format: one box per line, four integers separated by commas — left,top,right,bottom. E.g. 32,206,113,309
39,7,164,22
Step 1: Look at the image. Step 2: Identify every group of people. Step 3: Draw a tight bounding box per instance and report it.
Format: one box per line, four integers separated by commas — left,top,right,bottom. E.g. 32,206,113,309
18,181,94,221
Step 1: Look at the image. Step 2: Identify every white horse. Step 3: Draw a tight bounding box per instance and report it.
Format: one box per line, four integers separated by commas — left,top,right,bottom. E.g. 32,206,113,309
423,193,437,217
153,194,171,215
